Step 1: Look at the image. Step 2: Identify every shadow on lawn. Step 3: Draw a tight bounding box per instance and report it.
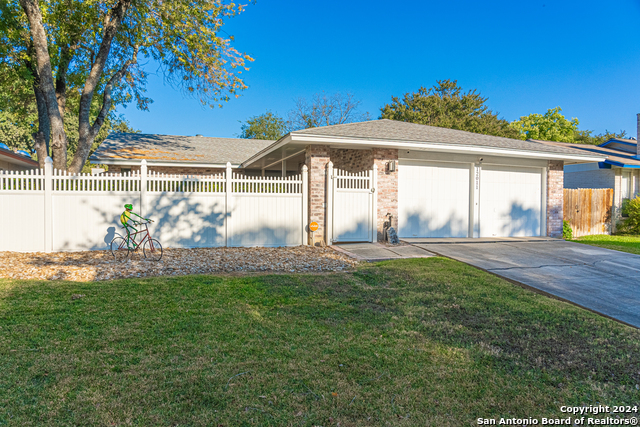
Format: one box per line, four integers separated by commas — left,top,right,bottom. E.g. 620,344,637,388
255,259,640,387
3,257,640,426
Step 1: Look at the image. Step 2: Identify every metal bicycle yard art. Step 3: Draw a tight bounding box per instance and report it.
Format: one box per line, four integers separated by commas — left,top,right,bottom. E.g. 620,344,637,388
110,203,163,261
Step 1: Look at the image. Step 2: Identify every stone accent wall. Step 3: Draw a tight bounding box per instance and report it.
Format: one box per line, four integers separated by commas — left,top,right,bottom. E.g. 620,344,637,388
372,149,399,240
108,165,226,175
305,145,331,244
547,160,564,237
330,148,373,173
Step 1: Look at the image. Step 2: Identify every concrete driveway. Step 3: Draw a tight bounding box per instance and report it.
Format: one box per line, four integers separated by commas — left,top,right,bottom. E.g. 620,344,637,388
413,240,640,328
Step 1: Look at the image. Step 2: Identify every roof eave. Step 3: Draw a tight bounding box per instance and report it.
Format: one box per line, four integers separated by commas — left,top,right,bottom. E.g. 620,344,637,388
603,159,640,169
89,157,242,168
0,148,39,167
240,134,293,168
285,134,607,162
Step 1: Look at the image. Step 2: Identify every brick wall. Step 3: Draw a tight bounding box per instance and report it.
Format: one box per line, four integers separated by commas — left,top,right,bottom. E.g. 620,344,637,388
372,149,398,240
330,148,373,173
305,145,331,244
547,160,564,237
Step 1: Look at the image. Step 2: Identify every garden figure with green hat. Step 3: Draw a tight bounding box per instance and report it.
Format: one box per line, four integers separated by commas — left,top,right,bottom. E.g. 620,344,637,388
120,204,149,247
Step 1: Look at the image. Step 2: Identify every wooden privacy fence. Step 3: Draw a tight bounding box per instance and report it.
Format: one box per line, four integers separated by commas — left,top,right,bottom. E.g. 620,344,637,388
563,188,613,237
0,158,309,252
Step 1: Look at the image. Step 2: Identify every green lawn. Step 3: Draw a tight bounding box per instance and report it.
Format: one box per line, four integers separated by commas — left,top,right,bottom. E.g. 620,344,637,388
1,258,639,426
572,234,640,255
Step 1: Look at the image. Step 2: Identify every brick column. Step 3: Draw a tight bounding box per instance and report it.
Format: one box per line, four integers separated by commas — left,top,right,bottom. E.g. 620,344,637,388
372,149,399,241
547,160,564,237
305,145,330,244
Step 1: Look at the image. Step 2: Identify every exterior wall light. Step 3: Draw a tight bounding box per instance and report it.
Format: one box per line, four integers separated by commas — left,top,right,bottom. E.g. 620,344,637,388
388,161,396,172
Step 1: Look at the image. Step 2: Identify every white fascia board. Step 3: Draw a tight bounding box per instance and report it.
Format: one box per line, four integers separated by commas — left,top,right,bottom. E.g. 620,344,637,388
91,159,240,168
240,135,293,168
289,134,607,162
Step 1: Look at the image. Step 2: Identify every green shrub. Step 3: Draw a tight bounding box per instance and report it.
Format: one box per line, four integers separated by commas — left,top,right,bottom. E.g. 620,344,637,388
562,220,573,240
621,198,631,217
617,196,640,234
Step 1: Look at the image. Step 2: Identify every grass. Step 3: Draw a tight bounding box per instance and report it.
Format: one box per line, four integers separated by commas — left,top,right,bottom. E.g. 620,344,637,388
572,234,640,255
1,258,639,426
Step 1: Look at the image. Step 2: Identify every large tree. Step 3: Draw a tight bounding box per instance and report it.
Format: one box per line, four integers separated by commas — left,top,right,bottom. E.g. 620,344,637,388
510,107,579,142
239,110,287,140
380,79,519,139
0,0,253,172
287,92,370,131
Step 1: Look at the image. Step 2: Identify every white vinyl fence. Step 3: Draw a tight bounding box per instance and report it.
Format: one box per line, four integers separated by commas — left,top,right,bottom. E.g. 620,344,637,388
0,158,308,252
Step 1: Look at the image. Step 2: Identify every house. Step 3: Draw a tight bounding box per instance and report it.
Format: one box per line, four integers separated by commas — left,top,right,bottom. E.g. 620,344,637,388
533,125,640,226
92,119,605,242
0,144,39,171
91,133,274,175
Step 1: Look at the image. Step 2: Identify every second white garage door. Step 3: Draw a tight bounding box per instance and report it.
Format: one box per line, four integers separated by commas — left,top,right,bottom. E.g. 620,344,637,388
479,165,542,237
398,161,470,238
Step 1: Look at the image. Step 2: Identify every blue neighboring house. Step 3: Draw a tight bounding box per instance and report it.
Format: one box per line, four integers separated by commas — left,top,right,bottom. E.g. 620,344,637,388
534,136,640,228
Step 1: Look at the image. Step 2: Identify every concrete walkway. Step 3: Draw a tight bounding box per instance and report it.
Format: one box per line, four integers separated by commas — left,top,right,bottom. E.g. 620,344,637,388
334,243,435,262
417,240,640,328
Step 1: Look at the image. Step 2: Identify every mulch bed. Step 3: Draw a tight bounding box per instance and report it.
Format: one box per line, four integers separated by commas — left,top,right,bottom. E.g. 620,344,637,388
0,246,359,282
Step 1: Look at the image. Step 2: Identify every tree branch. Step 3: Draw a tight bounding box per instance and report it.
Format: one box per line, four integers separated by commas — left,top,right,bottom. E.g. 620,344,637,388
91,46,138,138
68,46,138,173
78,0,131,142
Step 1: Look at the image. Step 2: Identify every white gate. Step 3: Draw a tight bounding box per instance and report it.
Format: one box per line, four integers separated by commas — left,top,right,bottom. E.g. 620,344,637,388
327,162,377,244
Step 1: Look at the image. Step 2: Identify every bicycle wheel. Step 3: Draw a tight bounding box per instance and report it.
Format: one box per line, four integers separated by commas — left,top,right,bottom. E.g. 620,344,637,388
142,238,163,261
110,236,130,261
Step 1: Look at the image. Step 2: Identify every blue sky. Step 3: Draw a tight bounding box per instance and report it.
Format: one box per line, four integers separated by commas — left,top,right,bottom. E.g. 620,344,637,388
117,0,640,139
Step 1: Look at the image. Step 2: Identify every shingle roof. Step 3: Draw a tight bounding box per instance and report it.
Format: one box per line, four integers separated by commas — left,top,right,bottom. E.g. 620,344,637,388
292,119,599,157
91,133,274,165
532,139,640,166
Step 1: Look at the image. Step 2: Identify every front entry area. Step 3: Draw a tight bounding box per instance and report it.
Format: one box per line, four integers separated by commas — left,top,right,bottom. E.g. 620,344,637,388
398,159,545,238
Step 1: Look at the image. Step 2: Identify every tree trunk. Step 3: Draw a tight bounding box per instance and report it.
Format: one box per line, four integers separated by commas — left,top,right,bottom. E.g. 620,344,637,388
69,0,132,174
33,86,50,167
26,54,51,168
19,0,68,171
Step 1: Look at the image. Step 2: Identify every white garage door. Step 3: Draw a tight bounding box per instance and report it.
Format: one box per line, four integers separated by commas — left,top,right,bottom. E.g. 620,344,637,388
479,165,542,237
398,161,470,238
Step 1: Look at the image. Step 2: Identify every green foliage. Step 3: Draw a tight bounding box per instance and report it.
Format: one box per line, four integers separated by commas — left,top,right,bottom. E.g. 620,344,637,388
573,129,628,146
562,220,573,240
0,0,254,170
380,79,519,138
239,110,287,140
510,107,579,142
0,0,253,109
0,110,35,151
617,196,640,234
